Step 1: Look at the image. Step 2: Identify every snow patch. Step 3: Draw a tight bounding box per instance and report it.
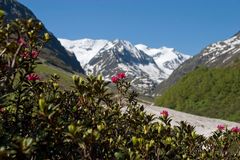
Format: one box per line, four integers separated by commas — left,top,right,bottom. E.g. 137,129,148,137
58,38,109,66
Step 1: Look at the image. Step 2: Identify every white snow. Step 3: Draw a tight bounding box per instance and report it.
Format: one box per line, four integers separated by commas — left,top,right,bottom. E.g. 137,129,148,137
58,38,109,66
135,44,161,57
138,63,165,82
202,34,240,59
136,45,191,76
59,38,191,93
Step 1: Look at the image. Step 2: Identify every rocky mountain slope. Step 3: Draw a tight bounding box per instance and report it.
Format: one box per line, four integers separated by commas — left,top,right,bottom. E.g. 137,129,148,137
135,44,190,76
156,32,240,95
0,0,84,73
59,38,190,94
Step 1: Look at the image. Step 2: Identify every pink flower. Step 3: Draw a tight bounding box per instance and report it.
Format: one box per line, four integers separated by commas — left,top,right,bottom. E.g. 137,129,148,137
231,127,240,133
0,107,5,113
117,72,126,79
20,51,30,59
217,125,225,131
111,76,119,83
26,73,40,81
31,50,39,59
18,37,26,45
160,110,169,118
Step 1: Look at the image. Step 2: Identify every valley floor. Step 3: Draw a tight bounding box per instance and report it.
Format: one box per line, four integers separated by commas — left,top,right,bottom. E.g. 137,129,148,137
143,103,240,136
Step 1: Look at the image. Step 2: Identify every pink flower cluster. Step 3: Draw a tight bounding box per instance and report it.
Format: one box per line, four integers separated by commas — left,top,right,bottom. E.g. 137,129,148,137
31,50,39,59
111,72,126,83
26,73,40,81
20,50,39,59
217,125,225,131
18,37,26,46
0,107,5,113
217,125,240,133
160,110,169,118
231,126,240,133
18,37,39,59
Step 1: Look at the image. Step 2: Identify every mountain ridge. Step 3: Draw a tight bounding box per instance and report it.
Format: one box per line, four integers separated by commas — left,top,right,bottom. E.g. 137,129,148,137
155,31,240,95
59,38,190,95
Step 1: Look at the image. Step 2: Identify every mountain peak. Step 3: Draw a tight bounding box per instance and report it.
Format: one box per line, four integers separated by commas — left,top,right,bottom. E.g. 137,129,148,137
58,38,109,66
59,38,190,95
113,39,131,45
111,39,135,50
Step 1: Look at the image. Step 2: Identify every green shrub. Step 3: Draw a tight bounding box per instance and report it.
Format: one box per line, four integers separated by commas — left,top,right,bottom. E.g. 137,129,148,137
0,12,240,159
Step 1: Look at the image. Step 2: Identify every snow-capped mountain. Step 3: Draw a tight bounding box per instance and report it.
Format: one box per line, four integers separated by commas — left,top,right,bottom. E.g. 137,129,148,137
155,31,240,95
85,40,167,93
135,44,191,75
59,38,190,94
201,32,240,66
58,38,108,66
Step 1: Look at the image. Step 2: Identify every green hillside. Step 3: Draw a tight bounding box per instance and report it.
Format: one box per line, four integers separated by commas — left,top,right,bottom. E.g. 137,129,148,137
35,63,83,89
155,66,240,122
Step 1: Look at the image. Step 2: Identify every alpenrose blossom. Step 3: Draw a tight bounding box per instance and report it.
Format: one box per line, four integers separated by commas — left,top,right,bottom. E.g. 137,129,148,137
0,107,5,113
26,73,40,81
217,125,225,131
160,110,169,118
231,126,240,133
111,76,119,83
20,51,29,59
31,50,39,59
117,72,126,79
18,37,26,45
20,50,39,59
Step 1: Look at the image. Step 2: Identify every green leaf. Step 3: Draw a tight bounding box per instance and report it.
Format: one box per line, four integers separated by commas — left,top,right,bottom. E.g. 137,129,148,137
0,10,5,17
114,151,124,160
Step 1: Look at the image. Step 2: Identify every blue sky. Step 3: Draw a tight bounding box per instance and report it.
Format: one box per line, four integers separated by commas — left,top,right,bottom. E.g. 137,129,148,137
18,0,240,55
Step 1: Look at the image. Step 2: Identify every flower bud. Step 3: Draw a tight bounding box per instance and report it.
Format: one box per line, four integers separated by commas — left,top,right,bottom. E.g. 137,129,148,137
72,75,79,83
38,22,42,27
109,138,113,144
97,74,103,81
28,30,34,37
97,124,104,131
68,124,76,134
132,136,137,145
0,10,5,17
39,96,45,112
191,131,197,139
93,130,100,140
143,125,148,134
87,129,93,134
157,124,163,134
138,138,143,144
165,137,172,145
149,139,155,147
182,154,187,159
146,144,150,151
44,33,50,41
53,83,59,89
79,77,84,84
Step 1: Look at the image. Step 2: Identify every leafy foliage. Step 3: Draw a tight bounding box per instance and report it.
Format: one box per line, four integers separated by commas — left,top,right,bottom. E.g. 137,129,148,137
155,66,240,121
0,12,240,159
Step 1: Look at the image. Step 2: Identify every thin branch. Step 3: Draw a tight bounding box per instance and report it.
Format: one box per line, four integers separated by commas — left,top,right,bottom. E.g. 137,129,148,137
0,48,6,57
11,44,22,68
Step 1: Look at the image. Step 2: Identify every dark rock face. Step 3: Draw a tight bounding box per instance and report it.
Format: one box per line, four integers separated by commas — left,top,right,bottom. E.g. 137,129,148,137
0,0,85,73
155,32,240,95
